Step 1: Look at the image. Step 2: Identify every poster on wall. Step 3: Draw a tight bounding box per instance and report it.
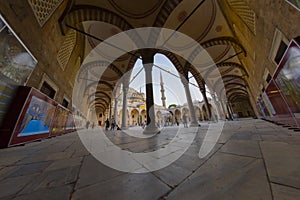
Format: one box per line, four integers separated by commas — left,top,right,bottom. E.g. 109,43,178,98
65,112,75,130
0,15,37,85
51,106,69,135
275,49,300,118
257,98,270,118
17,96,56,136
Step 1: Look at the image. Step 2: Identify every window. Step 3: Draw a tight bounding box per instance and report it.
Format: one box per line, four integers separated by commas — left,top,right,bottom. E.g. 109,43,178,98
62,98,69,108
269,28,289,67
285,0,300,10
266,74,272,83
40,81,56,99
274,41,288,65
39,73,58,99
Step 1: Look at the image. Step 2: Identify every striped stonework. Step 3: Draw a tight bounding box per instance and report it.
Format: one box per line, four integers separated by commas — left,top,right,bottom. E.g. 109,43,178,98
227,0,256,35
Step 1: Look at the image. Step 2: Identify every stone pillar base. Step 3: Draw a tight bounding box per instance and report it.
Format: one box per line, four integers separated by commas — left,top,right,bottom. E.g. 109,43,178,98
121,126,128,130
143,125,160,134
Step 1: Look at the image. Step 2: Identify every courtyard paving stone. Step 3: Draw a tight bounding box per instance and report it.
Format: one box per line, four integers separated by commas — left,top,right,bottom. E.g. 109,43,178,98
271,183,300,200
72,173,170,200
0,119,299,199
260,141,300,188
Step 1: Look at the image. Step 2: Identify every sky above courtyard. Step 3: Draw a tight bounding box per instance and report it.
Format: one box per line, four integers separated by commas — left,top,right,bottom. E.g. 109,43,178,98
129,53,207,107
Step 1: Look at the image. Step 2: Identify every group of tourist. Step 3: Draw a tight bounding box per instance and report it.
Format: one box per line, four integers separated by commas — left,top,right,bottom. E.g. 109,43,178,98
105,118,121,130
85,113,195,130
85,120,95,129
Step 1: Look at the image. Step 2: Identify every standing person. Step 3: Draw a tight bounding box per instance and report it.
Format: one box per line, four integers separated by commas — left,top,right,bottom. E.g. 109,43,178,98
182,113,188,128
86,120,90,129
142,120,146,129
175,117,179,126
105,118,110,130
233,113,238,121
110,117,115,130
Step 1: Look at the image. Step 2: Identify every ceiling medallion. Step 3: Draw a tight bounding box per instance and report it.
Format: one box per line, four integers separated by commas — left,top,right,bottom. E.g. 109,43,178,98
215,25,223,32
177,11,187,22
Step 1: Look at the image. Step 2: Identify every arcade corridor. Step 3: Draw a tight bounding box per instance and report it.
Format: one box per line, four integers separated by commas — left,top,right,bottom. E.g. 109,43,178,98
0,0,300,199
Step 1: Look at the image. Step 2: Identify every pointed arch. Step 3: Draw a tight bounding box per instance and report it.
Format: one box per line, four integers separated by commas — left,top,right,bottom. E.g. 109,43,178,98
217,62,248,76
226,87,248,96
85,81,114,93
60,5,144,47
228,92,249,102
78,61,123,80
91,97,109,107
61,5,133,34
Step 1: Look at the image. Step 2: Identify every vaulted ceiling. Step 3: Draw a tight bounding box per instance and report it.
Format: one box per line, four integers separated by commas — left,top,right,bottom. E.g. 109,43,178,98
59,0,250,113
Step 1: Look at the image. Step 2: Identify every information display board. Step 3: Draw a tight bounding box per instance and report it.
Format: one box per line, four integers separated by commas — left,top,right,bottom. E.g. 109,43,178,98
0,86,76,148
263,37,300,127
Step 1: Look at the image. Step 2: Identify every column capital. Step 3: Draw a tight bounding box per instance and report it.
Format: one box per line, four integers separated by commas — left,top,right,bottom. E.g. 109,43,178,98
140,49,156,64
180,76,189,87
122,85,129,93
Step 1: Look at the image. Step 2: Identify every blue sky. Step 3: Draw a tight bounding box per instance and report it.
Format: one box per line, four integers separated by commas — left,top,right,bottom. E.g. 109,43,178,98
129,53,204,106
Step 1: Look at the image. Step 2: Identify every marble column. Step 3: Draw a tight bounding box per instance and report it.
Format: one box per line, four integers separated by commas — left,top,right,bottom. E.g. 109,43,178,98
109,101,112,120
220,99,227,120
201,89,212,120
201,108,205,121
113,98,118,123
226,101,233,120
142,50,160,134
181,76,198,127
121,83,129,129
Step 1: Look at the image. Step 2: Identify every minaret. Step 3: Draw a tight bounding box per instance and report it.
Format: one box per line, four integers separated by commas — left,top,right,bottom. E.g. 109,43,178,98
160,71,166,108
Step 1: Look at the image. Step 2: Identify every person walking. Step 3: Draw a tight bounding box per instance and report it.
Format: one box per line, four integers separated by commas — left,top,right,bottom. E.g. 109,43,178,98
86,120,90,129
105,118,110,130
182,114,188,128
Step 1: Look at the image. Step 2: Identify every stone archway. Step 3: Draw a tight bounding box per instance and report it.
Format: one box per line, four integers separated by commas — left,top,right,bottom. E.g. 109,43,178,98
130,109,139,126
194,106,202,122
182,107,190,123
202,105,208,121
208,103,215,121
174,109,181,125
140,109,147,125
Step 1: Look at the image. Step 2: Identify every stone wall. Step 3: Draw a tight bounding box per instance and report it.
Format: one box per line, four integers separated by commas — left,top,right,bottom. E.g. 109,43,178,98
218,0,300,106
0,1,84,110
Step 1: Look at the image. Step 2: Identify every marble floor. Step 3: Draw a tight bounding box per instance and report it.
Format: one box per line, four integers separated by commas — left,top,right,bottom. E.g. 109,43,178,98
0,119,300,200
